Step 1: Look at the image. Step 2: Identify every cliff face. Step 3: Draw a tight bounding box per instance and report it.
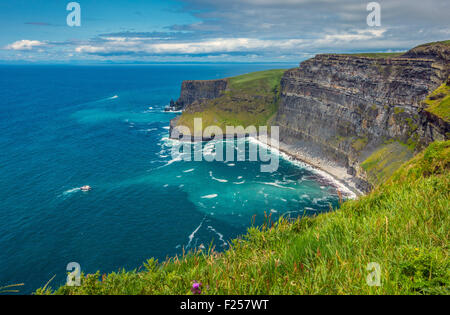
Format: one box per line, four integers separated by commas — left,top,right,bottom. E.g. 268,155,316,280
169,42,449,194
167,79,228,111
275,45,449,192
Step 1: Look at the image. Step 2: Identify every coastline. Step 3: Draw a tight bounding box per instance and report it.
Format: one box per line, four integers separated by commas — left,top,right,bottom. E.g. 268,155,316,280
276,143,363,198
249,136,363,198
168,121,362,198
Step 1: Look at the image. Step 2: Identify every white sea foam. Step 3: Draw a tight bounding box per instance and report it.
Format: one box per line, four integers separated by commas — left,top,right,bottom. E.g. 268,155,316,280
137,128,157,132
207,225,227,247
201,194,218,199
63,187,81,195
312,196,328,205
260,182,295,190
183,168,195,173
249,136,357,199
209,171,228,183
154,155,182,170
186,216,206,248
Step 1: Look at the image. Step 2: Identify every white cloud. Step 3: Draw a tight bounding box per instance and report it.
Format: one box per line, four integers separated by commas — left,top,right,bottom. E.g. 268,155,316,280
5,40,45,51
73,29,388,57
75,37,307,55
314,28,387,45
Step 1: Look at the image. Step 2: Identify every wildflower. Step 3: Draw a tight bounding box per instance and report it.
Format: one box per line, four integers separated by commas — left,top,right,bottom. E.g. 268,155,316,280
191,281,202,294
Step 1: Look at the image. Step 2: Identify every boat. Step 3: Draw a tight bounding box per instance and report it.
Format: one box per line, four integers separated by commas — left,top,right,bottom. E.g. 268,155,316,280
80,185,91,191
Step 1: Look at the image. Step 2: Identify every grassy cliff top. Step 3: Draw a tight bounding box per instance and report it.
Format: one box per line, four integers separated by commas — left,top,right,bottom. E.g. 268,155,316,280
37,140,449,295
423,79,450,123
176,69,286,133
227,69,286,92
415,40,450,47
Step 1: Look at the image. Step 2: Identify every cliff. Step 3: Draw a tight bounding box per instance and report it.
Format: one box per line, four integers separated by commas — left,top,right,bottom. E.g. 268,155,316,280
169,69,285,137
166,79,228,111
169,41,450,193
275,44,449,192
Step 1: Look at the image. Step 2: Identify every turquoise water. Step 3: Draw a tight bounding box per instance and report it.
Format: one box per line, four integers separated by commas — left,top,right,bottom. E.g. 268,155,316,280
0,64,344,293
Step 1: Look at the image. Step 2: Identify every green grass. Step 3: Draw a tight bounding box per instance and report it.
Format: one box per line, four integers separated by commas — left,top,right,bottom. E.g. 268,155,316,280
36,141,449,295
423,80,450,123
177,69,286,133
416,40,450,47
0,283,24,294
361,141,414,186
351,136,369,152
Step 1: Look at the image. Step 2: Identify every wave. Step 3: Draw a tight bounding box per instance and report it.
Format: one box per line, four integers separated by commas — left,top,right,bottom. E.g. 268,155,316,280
137,128,157,132
249,136,357,199
154,155,182,170
259,181,295,190
209,171,228,183
201,194,218,199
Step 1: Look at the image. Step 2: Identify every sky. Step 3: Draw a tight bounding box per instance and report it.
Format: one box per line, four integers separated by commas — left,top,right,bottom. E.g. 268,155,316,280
0,0,449,63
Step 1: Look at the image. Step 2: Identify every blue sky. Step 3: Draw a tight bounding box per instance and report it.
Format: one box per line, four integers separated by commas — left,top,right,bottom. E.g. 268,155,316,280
1,0,449,63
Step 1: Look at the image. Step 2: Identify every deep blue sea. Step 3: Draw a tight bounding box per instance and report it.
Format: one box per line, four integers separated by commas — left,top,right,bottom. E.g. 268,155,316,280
0,64,345,293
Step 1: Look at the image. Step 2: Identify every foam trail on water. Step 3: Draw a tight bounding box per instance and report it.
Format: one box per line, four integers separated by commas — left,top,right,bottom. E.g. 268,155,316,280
63,187,81,195
207,225,228,247
186,216,206,248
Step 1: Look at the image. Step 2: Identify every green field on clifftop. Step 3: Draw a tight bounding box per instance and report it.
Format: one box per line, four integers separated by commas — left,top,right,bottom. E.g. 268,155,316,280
177,69,286,133
423,80,450,123
37,141,449,295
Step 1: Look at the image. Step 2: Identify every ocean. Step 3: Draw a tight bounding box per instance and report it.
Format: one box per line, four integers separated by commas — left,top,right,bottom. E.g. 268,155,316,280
0,64,344,293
